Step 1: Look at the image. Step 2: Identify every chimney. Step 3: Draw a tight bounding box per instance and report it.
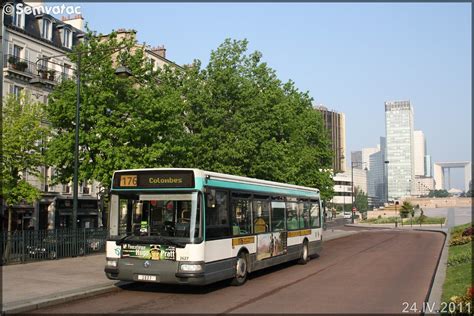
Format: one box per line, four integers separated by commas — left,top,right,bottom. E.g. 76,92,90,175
151,45,166,58
61,14,84,31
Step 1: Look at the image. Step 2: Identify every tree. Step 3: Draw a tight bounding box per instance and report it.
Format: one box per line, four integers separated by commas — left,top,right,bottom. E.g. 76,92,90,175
179,39,334,200
354,186,368,213
400,201,414,218
2,94,50,260
428,189,450,198
46,30,189,188
47,35,334,201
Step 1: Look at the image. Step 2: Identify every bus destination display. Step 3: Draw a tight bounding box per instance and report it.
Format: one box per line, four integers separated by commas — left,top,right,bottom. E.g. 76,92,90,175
114,170,195,189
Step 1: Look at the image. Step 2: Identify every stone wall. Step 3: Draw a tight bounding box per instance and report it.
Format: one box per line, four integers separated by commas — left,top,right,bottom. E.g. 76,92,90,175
404,197,472,209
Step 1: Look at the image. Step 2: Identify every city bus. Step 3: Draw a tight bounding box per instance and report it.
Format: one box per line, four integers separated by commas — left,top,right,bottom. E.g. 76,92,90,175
104,168,324,286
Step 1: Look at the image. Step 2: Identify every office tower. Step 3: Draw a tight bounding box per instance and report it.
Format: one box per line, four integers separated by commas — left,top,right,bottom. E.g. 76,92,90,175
314,105,346,173
385,101,414,200
414,131,426,176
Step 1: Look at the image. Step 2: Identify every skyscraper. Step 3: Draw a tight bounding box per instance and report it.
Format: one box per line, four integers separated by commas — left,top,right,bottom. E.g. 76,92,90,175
314,105,346,173
413,130,426,176
385,101,414,200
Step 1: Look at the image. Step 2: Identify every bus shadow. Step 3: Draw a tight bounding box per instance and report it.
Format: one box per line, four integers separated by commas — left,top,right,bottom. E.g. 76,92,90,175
117,255,320,295
117,279,232,295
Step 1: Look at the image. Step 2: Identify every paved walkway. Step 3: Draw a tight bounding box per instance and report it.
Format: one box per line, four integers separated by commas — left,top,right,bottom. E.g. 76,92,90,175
1,229,359,314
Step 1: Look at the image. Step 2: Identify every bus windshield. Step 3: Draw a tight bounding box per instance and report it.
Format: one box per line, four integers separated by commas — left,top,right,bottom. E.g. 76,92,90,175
117,193,201,244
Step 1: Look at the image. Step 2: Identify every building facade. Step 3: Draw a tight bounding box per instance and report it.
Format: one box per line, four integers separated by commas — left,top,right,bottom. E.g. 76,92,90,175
385,100,414,201
413,176,435,197
331,173,352,210
1,1,104,231
314,105,346,173
2,3,182,231
413,130,426,176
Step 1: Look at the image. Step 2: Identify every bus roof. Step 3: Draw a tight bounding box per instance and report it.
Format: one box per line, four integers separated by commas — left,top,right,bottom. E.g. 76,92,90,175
112,168,320,194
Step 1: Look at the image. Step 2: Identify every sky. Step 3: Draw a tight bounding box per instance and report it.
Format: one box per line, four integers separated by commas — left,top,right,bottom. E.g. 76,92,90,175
59,3,471,189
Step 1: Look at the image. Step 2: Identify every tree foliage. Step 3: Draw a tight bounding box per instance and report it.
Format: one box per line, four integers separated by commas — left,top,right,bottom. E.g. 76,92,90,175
400,201,414,218
46,35,334,200
2,94,49,207
46,30,189,187
428,189,450,198
354,186,368,212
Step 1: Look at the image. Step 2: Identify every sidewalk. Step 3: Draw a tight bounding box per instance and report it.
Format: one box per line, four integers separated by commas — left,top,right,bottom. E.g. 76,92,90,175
1,254,126,314
1,229,360,314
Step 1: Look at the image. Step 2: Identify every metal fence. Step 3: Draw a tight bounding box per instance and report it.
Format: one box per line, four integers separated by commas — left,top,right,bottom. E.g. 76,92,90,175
1,228,108,265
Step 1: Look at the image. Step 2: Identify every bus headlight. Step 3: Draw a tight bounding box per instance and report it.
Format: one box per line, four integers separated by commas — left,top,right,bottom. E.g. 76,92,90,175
179,263,203,272
107,259,118,268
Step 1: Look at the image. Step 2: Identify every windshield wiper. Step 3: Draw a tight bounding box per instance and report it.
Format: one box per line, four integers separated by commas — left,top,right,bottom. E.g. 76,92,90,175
115,234,131,245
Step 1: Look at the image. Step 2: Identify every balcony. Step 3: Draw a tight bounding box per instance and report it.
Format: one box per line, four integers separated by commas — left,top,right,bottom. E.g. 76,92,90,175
4,54,75,87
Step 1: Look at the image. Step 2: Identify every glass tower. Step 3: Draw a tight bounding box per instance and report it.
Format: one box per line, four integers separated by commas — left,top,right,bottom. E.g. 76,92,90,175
385,101,414,200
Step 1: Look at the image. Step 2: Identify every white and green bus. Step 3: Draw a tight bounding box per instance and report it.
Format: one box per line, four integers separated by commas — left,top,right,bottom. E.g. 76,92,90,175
105,168,324,286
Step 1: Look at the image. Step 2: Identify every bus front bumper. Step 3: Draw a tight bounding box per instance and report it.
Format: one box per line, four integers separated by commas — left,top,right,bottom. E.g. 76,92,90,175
105,258,210,285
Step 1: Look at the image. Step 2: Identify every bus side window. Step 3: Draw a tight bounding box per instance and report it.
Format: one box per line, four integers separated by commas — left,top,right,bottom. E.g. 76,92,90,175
310,200,321,228
286,202,299,230
205,190,231,239
231,199,251,235
253,200,270,233
299,201,311,229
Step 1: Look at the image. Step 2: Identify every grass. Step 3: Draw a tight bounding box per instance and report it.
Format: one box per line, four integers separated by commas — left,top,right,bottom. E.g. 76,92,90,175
441,222,473,303
360,216,446,225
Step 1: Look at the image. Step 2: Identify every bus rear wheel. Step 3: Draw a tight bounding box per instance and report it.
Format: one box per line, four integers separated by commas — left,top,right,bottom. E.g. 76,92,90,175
298,241,309,265
230,252,248,286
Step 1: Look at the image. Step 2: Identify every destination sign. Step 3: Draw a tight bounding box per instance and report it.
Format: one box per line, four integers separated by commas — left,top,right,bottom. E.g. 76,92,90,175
113,170,195,189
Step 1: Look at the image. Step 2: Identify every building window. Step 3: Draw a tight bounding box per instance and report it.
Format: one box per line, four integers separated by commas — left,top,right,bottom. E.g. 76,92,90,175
62,63,71,80
13,45,23,59
11,85,24,98
13,9,24,28
82,186,90,195
62,185,71,194
63,28,72,49
42,19,52,40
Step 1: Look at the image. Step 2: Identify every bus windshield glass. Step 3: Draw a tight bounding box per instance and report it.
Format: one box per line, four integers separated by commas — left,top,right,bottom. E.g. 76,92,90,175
117,193,201,244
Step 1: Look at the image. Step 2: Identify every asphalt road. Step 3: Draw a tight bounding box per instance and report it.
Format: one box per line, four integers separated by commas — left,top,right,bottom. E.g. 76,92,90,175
34,230,444,314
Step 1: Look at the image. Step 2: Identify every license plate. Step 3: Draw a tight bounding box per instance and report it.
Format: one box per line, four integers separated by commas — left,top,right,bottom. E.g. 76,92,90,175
137,274,157,281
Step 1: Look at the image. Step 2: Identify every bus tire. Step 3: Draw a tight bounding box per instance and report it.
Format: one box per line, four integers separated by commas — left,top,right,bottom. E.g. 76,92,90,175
230,252,248,286
298,241,309,265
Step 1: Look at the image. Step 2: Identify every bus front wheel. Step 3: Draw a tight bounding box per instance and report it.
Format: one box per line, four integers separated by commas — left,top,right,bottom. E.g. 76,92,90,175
298,241,309,265
230,252,248,286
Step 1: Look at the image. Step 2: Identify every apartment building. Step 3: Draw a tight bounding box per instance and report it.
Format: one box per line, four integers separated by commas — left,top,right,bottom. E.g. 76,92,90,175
2,2,182,231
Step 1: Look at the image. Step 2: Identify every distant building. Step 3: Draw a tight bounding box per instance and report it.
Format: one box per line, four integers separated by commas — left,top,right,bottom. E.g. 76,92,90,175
433,161,472,192
351,147,379,171
331,173,351,210
413,176,435,196
314,105,346,173
101,29,182,71
424,155,432,177
414,130,426,176
385,100,414,200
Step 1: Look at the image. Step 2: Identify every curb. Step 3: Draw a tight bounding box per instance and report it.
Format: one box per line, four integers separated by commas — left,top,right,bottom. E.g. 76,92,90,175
426,229,450,313
2,281,130,314
345,223,447,231
324,230,359,241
